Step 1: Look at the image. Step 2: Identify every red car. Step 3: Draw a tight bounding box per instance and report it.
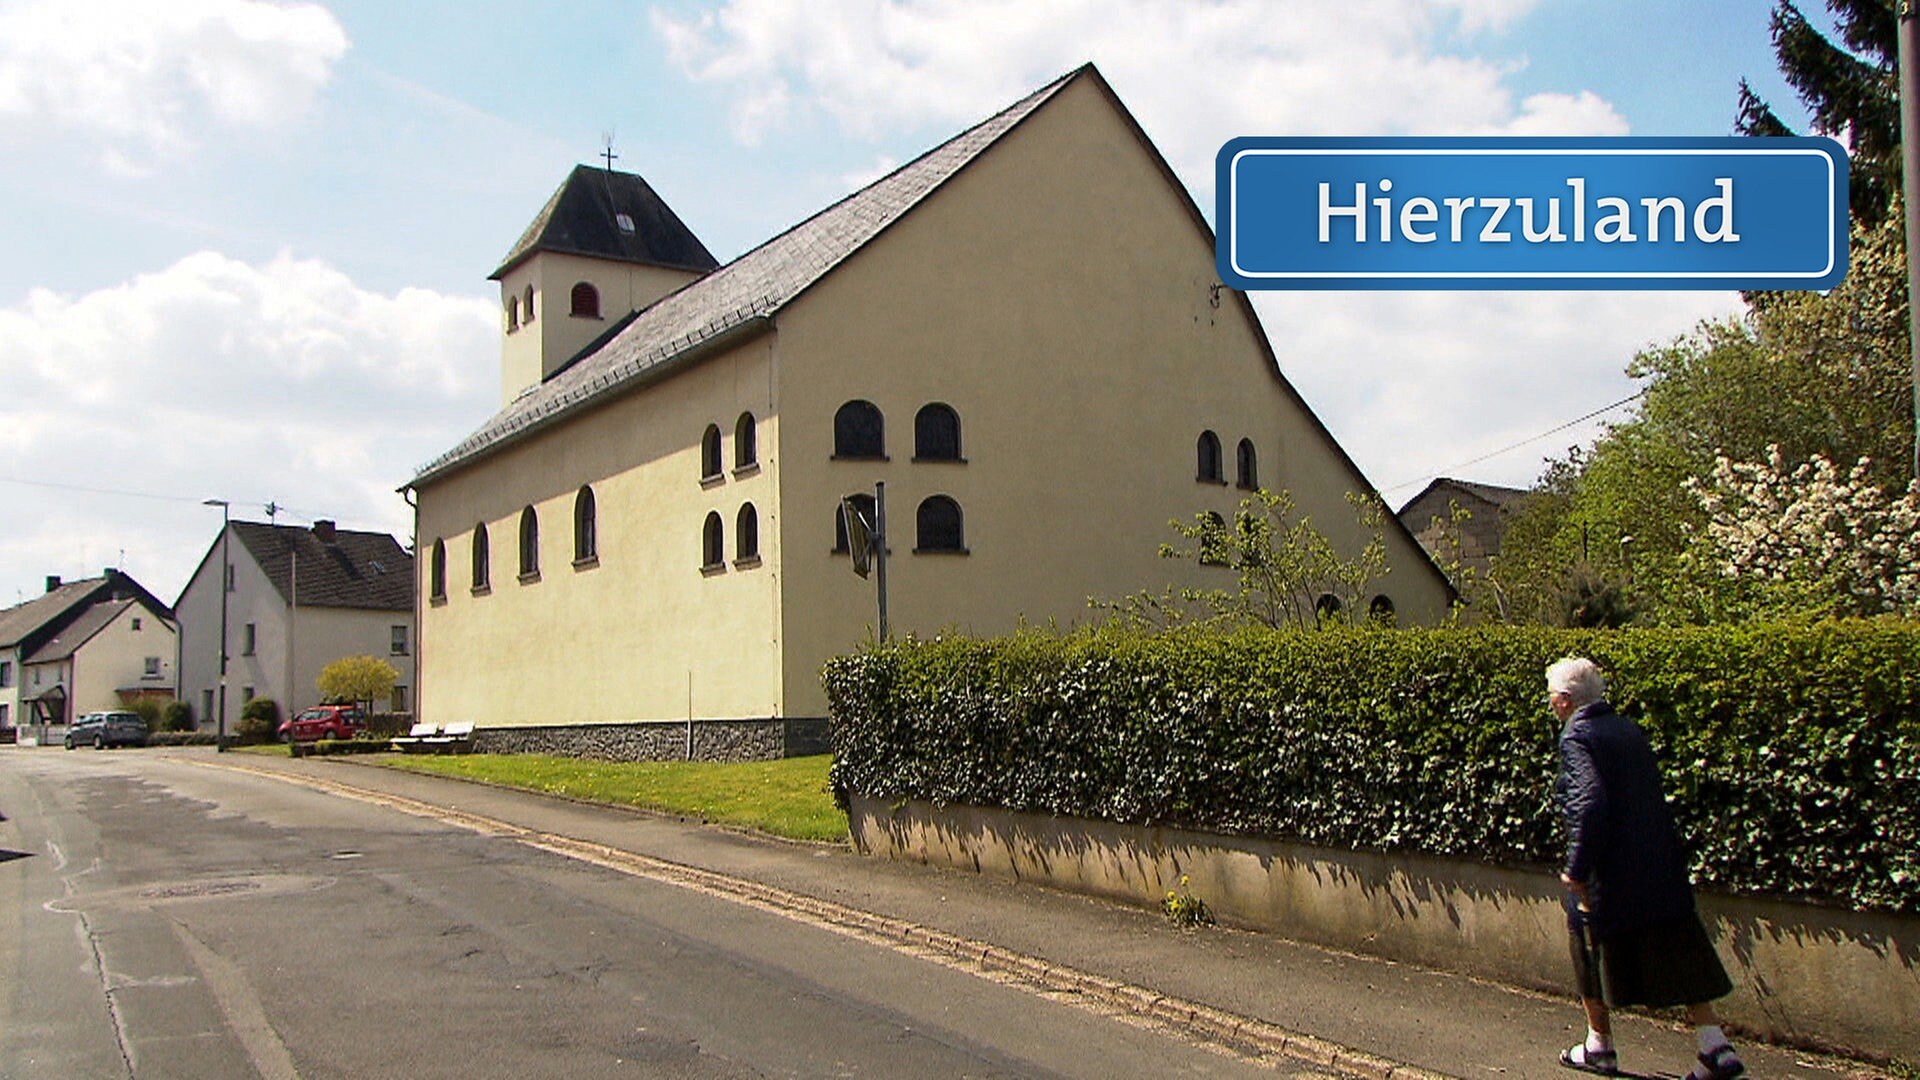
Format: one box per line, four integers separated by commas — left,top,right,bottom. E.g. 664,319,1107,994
278,704,367,742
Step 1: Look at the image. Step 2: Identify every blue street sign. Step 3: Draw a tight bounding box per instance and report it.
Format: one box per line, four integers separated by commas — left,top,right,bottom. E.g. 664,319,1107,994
1216,137,1848,290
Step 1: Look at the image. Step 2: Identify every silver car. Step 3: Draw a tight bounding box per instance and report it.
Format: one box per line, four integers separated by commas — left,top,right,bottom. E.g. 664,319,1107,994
65,711,149,750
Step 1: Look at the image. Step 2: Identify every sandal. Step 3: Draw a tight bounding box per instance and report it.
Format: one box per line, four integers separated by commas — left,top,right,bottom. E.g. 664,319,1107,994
1561,1043,1619,1075
1691,1044,1746,1080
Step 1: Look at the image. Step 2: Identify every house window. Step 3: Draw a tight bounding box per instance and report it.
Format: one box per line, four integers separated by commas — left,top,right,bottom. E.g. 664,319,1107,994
518,506,540,580
914,403,962,461
202,689,214,720
1199,511,1230,566
506,295,520,332
834,493,876,553
833,400,885,458
242,623,257,656
1236,439,1258,490
132,617,142,631
915,495,965,553
522,284,535,323
0,704,8,727
144,657,160,677
227,563,236,591
0,661,10,688
574,486,598,564
1197,431,1224,484
392,685,410,713
736,503,760,563
430,539,447,600
1368,594,1397,624
701,424,723,481
391,625,409,656
735,412,757,469
702,512,724,571
242,686,255,704
570,281,600,318
472,523,491,592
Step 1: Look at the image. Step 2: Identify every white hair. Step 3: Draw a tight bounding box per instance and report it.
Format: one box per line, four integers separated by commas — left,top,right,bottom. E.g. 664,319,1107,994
1546,657,1607,708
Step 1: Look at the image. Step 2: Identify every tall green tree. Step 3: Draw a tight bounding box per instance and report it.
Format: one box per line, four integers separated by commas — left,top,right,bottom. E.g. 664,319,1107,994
1737,0,1900,224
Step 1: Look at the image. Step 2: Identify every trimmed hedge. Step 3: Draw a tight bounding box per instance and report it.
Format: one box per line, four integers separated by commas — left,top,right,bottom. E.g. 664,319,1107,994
823,621,1920,914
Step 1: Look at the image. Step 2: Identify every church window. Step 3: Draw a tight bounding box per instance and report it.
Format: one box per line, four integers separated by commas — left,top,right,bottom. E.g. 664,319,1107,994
1315,593,1344,622
834,494,876,554
1197,431,1224,484
471,524,491,592
1368,594,1397,624
736,504,760,563
834,400,885,458
430,540,446,601
701,424,723,481
522,284,535,323
915,495,965,553
702,512,724,571
570,282,600,319
914,403,962,461
518,506,539,580
574,487,597,565
735,412,757,469
506,295,519,332
1236,439,1258,490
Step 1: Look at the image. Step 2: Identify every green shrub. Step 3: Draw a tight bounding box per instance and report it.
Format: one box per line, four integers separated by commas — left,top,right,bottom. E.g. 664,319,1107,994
147,731,219,747
163,700,194,732
823,621,1920,914
129,699,163,732
236,698,281,744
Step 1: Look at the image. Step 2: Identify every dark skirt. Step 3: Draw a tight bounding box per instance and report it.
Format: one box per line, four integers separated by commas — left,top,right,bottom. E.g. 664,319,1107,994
1568,914,1733,1008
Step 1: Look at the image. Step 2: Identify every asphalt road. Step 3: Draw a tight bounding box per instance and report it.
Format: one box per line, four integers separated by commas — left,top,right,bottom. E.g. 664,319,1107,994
0,748,1330,1079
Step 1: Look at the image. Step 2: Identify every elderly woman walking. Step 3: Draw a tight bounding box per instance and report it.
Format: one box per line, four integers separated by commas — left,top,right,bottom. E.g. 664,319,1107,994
1548,657,1744,1080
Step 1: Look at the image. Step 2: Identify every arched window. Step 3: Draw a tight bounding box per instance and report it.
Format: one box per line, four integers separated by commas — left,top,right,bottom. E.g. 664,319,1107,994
834,493,876,553
522,284,535,323
574,486,597,564
833,400,885,458
1236,438,1258,490
914,403,962,461
736,503,759,562
429,539,447,601
506,295,520,332
1197,431,1224,483
518,506,539,578
701,424,723,480
1199,511,1230,566
702,512,725,569
471,524,490,591
735,412,757,469
916,495,965,552
1315,593,1344,622
1368,594,1396,624
570,281,600,319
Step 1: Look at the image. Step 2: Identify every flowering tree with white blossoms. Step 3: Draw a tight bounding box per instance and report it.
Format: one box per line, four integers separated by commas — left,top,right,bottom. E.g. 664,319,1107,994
1687,446,1920,618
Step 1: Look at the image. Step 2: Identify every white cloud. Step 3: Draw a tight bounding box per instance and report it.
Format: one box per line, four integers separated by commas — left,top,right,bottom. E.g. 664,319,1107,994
0,0,349,171
0,252,495,604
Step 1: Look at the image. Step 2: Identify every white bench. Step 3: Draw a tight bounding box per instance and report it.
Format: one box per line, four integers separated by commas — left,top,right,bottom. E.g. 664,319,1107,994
419,721,475,754
390,721,437,752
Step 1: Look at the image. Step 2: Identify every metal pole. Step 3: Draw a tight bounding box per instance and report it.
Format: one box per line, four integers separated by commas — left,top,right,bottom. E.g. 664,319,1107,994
1901,1,1920,481
204,499,230,751
874,482,889,642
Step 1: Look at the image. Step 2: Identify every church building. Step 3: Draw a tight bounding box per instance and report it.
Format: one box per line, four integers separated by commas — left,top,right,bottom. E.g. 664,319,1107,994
406,64,1453,758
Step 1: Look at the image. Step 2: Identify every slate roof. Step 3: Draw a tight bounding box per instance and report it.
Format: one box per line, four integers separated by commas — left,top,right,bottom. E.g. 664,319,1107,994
229,523,414,612
0,578,104,649
1396,477,1530,517
491,165,720,280
24,598,143,664
414,65,1085,488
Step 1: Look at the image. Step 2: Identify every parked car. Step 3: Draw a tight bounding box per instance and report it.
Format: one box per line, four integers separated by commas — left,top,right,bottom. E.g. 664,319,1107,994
65,711,150,750
278,704,367,742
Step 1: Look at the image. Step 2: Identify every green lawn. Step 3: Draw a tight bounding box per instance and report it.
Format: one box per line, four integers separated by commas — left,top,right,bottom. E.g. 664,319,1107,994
379,753,847,843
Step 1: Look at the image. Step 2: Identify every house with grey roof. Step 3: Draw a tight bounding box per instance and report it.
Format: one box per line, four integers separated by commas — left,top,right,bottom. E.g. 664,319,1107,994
1397,477,1531,578
405,63,1454,758
0,570,175,742
175,520,415,737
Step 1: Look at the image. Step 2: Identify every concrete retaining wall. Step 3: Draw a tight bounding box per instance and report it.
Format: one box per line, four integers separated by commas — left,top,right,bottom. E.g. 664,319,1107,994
847,794,1919,1062
474,717,829,762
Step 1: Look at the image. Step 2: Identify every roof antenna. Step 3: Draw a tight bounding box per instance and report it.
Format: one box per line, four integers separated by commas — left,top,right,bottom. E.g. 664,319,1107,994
264,501,280,523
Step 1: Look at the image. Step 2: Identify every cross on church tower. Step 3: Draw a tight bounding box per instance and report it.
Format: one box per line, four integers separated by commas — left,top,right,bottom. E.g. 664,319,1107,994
601,133,618,172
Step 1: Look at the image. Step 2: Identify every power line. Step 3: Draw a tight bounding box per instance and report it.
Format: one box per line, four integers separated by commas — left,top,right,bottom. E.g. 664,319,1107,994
0,475,334,525
1382,389,1646,496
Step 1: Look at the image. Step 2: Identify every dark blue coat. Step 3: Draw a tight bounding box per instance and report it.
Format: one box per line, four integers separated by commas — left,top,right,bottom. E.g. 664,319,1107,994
1555,701,1697,937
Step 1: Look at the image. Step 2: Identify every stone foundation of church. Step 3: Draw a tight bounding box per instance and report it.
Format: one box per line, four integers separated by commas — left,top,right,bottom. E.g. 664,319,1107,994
470,717,830,762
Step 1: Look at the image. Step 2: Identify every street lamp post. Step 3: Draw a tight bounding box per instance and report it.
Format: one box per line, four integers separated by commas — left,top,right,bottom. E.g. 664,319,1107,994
203,499,230,752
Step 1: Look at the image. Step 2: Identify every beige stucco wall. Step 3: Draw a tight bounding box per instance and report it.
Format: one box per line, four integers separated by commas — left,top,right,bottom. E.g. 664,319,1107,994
850,795,1920,1063
497,253,705,404
416,336,781,729
771,76,1451,717
69,604,174,712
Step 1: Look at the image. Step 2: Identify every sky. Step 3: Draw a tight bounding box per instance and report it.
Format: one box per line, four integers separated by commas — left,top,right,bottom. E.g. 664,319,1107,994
0,0,1839,608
